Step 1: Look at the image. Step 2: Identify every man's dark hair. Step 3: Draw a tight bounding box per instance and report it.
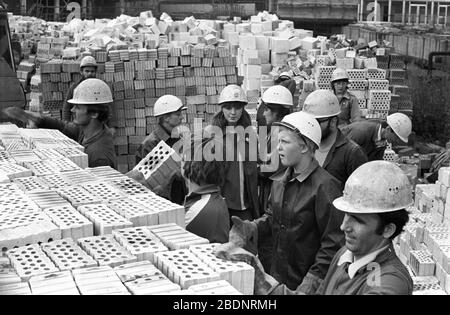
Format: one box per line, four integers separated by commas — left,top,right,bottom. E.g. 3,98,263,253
263,102,291,122
87,104,110,122
183,138,225,187
375,209,410,240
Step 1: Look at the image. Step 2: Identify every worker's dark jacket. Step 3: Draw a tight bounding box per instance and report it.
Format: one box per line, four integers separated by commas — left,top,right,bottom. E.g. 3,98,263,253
37,117,116,168
323,130,368,188
255,160,344,290
341,120,385,161
63,78,117,127
135,124,180,164
271,243,413,295
184,185,230,244
337,90,362,127
135,123,187,205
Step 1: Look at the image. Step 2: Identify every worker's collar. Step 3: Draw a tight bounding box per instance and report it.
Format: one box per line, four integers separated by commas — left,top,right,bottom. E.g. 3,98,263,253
81,125,110,147
270,158,319,183
184,185,220,204
155,123,172,142
337,244,390,279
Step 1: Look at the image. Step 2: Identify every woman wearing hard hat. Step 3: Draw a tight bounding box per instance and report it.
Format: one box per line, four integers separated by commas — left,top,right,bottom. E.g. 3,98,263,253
341,113,412,161
215,111,344,294
206,84,260,223
218,161,413,295
182,137,230,244
331,68,362,127
62,55,118,136
301,89,368,187
131,94,188,205
3,78,117,168
257,85,293,272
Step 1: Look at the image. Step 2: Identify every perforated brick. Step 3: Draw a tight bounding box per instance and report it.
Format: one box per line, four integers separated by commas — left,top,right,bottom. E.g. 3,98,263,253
0,197,41,217
78,204,133,235
108,198,159,227
410,250,435,276
367,68,387,80
0,163,33,179
33,148,65,161
87,166,127,181
113,227,168,262
44,204,94,240
29,270,80,295
347,69,367,80
72,265,130,295
57,186,101,207
110,177,150,195
154,249,220,289
188,280,242,295
368,79,389,90
13,176,49,191
41,238,97,271
39,173,72,188
54,147,89,169
60,170,97,185
130,194,185,227
9,150,41,165
0,282,31,295
189,243,254,295
368,100,390,111
27,190,69,209
148,223,209,250
7,244,59,281
368,90,391,102
81,181,125,201
348,80,368,91
48,158,81,173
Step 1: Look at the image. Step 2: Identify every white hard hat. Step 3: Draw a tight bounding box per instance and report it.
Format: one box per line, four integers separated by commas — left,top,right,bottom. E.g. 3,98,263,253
279,71,292,79
331,68,349,83
154,95,187,117
80,56,98,69
333,161,413,214
302,89,341,118
68,78,113,104
262,85,293,108
387,113,412,143
274,111,321,148
219,85,247,105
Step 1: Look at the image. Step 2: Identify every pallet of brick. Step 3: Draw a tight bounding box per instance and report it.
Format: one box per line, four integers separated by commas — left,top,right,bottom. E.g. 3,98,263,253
44,204,94,240
38,173,72,188
60,170,98,185
78,204,133,236
7,244,59,281
0,217,61,252
72,266,130,295
188,280,242,295
0,182,28,199
0,163,33,180
27,190,68,209
189,243,254,295
410,250,436,276
13,176,49,192
87,166,127,181
413,281,447,295
0,196,41,217
41,238,97,271
130,194,185,227
57,186,101,207
148,223,209,250
133,140,181,190
108,198,159,227
29,270,80,295
113,227,168,263
119,262,181,295
78,235,137,267
154,249,220,289
23,160,57,176
0,282,32,295
81,181,125,201
54,147,89,169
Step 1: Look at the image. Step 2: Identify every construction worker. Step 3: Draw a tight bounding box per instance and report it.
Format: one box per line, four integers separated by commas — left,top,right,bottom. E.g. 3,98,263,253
215,111,344,294
256,71,296,127
301,89,368,186
182,137,230,244
206,84,260,222
341,113,412,161
257,85,293,272
219,161,413,295
2,78,117,168
62,56,118,136
131,94,188,205
331,68,362,126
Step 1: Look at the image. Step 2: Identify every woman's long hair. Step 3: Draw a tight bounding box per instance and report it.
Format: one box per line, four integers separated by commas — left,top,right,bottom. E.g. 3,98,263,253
211,105,252,132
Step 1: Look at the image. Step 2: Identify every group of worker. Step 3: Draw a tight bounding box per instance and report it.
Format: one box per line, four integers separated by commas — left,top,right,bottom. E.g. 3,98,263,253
1,55,416,295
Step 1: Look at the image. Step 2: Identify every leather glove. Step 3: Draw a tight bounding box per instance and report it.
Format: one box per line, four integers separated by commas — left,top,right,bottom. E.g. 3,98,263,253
214,245,278,295
215,216,258,259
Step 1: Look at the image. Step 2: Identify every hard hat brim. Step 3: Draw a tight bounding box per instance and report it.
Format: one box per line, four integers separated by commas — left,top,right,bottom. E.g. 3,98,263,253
220,101,247,107
310,112,341,119
331,78,349,83
333,197,413,214
272,121,298,133
386,117,409,143
68,99,112,104
154,106,187,117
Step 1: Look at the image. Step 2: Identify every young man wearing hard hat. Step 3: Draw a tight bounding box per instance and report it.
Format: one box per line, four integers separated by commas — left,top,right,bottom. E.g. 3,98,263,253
301,89,368,186
3,78,117,168
341,113,412,161
257,85,293,272
331,68,362,126
62,56,118,136
206,84,260,222
219,161,413,295
215,111,344,294
132,94,187,205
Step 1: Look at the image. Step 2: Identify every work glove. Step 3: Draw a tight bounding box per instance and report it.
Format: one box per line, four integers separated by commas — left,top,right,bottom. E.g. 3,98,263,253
295,272,322,295
216,245,279,295
215,216,258,260
2,107,41,127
